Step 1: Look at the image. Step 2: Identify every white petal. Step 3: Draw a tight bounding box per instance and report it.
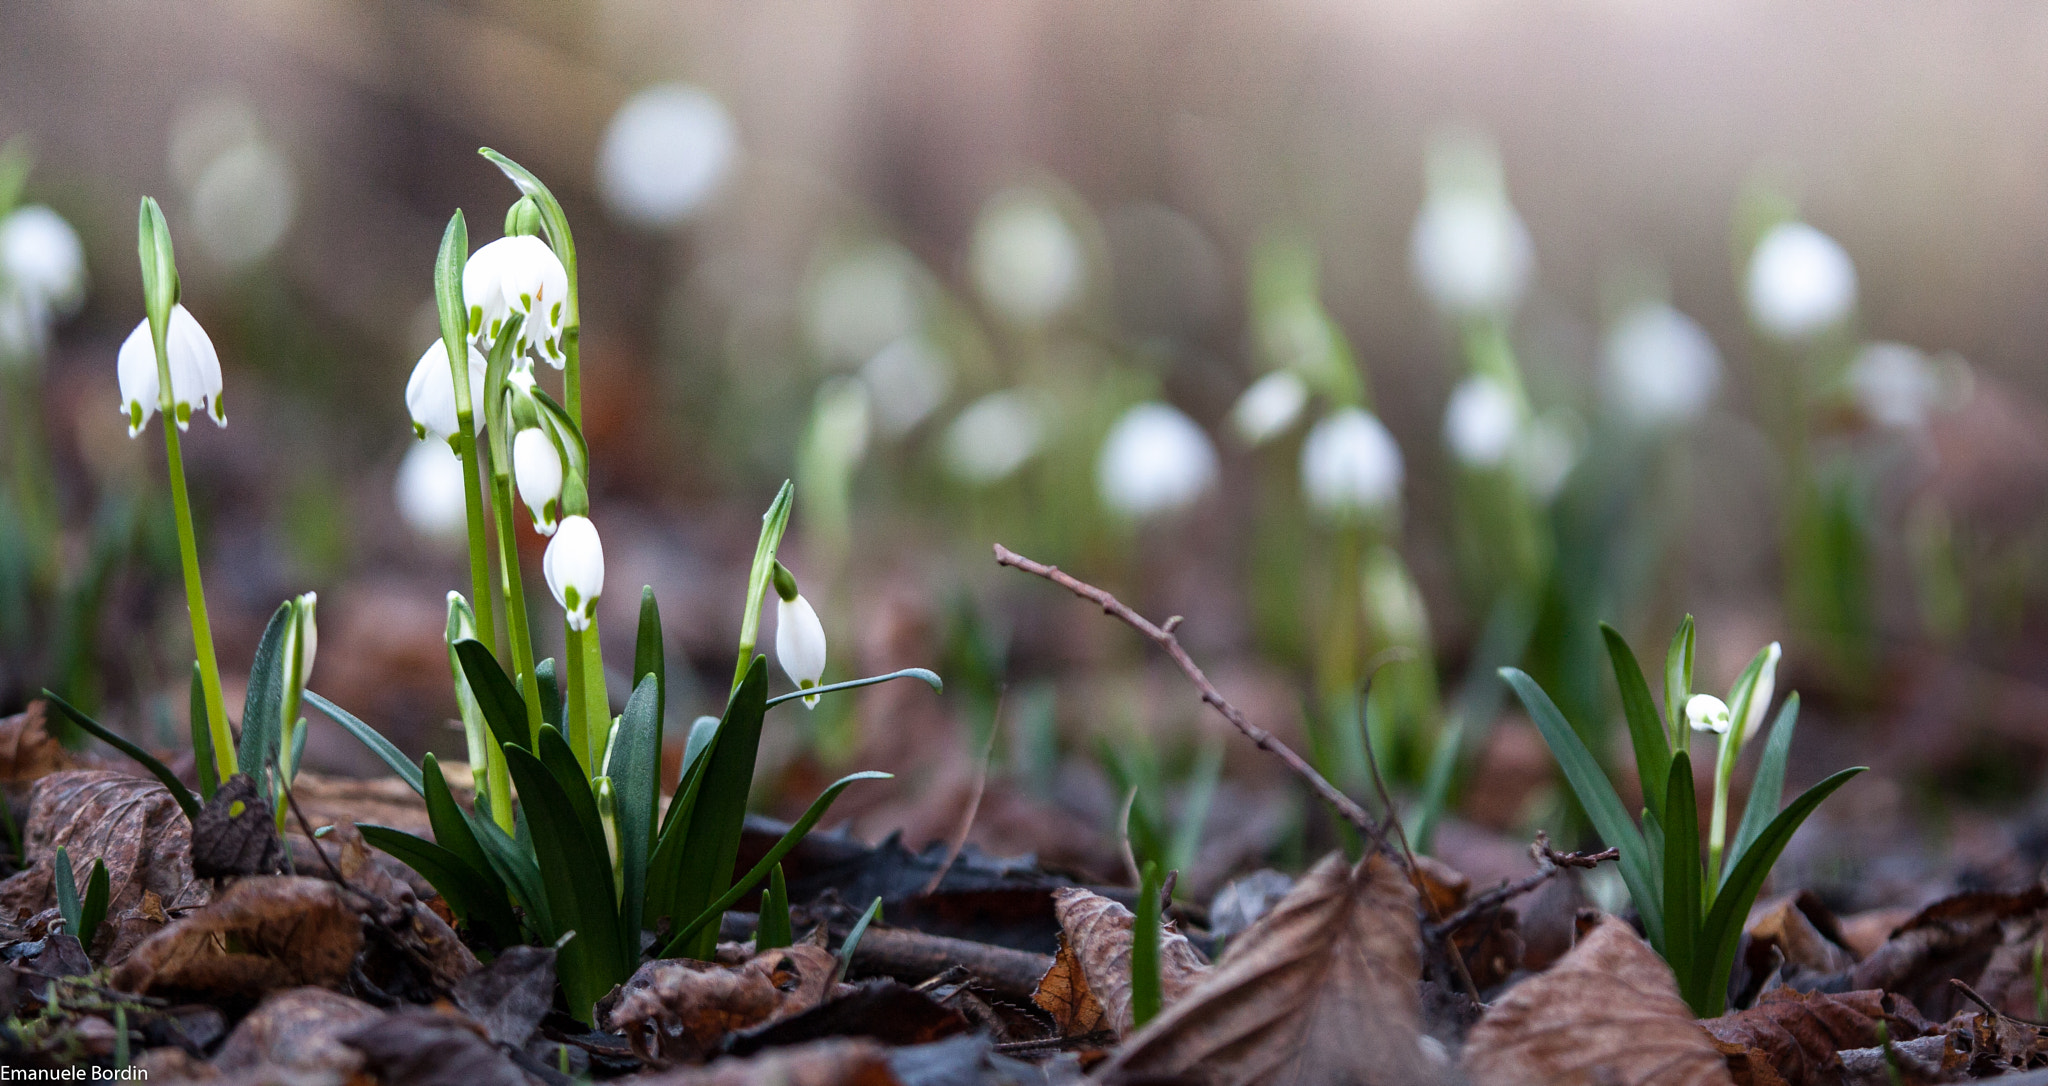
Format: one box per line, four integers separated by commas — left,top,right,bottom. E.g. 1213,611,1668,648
167,305,225,427
1443,376,1520,467
543,515,604,629
1230,371,1309,446
1410,192,1534,317
1602,304,1721,429
512,427,565,535
1685,693,1732,735
941,391,1044,484
0,205,86,314
1301,408,1404,519
1746,222,1856,341
463,244,510,340
971,189,1084,326
404,339,488,441
1096,402,1217,519
597,84,737,226
395,440,469,542
774,594,828,691
116,319,160,437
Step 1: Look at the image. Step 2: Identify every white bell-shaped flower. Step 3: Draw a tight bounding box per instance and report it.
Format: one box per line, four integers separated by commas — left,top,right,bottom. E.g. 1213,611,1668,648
543,515,604,630
289,591,318,689
404,338,489,444
1746,222,1856,341
1443,375,1520,467
395,439,469,543
1096,402,1217,519
116,304,224,437
971,189,1085,327
597,84,737,227
1300,407,1403,519
0,205,86,316
512,427,566,536
1685,693,1732,735
1230,370,1309,446
1734,642,1782,744
942,390,1045,485
465,234,570,367
773,586,828,708
1602,303,1721,429
1410,191,1534,318
1847,342,1940,431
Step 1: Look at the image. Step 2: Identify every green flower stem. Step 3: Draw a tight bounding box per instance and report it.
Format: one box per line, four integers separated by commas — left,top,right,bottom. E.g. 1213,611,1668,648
562,327,581,428
160,411,232,779
577,614,609,769
437,211,500,692
484,454,542,743
1707,730,1737,887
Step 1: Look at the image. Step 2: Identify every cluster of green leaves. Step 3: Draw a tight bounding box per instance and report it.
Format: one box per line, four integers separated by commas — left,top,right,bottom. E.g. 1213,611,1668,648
1501,620,1863,1017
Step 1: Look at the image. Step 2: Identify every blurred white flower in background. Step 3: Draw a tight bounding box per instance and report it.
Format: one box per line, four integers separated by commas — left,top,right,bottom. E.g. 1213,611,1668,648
805,243,926,369
1602,303,1721,429
1847,341,1942,430
1442,375,1520,467
394,439,469,544
0,290,43,364
1410,134,1532,319
1514,415,1578,503
171,92,295,271
942,390,1044,485
807,376,873,471
971,188,1085,327
0,205,86,316
1097,402,1218,519
1745,221,1856,341
597,84,737,227
860,335,951,437
1300,407,1403,519
1230,370,1309,446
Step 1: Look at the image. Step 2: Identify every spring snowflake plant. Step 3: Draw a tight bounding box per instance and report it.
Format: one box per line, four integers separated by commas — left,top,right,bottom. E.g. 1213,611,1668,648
1501,617,1862,1017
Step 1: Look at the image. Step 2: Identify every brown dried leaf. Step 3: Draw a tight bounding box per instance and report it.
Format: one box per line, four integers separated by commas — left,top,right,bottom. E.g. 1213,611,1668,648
622,1037,900,1086
1850,886,2047,1019
342,1006,528,1086
1702,989,1930,1086
212,986,383,1079
0,702,75,785
189,775,284,880
111,876,362,1000
1462,916,1734,1086
605,944,846,1067
1047,885,1208,1037
1102,852,1446,1086
0,770,201,961
1747,893,1858,976
1031,937,1105,1038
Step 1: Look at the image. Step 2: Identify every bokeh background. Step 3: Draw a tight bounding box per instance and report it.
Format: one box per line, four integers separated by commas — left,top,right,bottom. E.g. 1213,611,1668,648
7,0,2048,908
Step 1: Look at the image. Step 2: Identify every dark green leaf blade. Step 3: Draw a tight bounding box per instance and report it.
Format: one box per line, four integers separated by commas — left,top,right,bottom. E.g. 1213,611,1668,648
1661,752,1702,1015
304,691,423,796
455,639,532,751
665,657,770,960
757,864,792,950
634,587,665,790
536,657,564,733
1602,624,1671,818
467,808,551,938
610,676,661,944
644,714,720,929
1728,694,1800,881
359,824,520,948
238,602,294,792
78,860,108,949
503,744,625,1024
41,691,198,820
54,847,80,933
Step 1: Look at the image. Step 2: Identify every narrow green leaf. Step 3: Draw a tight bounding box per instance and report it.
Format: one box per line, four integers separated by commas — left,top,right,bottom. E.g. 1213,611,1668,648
764,667,943,709
1602,624,1671,819
78,860,108,950
468,808,552,938
422,755,500,898
644,715,720,927
455,639,531,752
1131,861,1164,1028
536,657,564,733
478,148,578,326
533,389,591,493
666,658,770,960
41,691,199,820
238,602,294,794
610,676,662,945
1697,766,1865,1019
54,847,80,934
732,483,794,693
190,663,217,801
358,824,521,949
1664,615,1696,743
757,864,792,950
1728,694,1801,878
836,897,884,985
1499,669,1658,941
634,587,665,759
657,769,893,959
305,691,423,796
1661,753,1701,1014
504,744,626,1024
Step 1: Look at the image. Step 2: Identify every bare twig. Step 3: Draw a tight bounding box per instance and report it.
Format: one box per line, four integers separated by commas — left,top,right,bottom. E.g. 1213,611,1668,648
994,543,1380,839
1426,831,1619,940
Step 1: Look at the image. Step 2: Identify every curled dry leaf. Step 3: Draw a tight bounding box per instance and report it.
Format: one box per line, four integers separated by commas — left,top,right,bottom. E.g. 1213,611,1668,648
605,943,846,1067
1850,886,2047,1020
0,770,203,961
342,1006,529,1086
1042,886,1208,1038
1702,988,1931,1086
1461,916,1734,1086
1102,852,1445,1086
212,986,383,1080
1031,937,1106,1038
189,774,284,879
622,1037,900,1086
0,702,75,788
453,944,557,1048
1747,892,1858,978
111,876,363,1001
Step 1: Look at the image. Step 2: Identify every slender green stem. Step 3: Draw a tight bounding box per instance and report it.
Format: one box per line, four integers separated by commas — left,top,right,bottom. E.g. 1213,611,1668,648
1707,731,1735,886
564,624,590,772
449,429,498,666
578,614,609,770
485,459,541,744
562,328,581,428
161,423,232,779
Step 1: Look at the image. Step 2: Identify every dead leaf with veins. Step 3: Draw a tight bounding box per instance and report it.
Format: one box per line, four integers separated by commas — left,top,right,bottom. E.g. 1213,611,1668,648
112,875,363,1001
605,943,847,1066
1044,885,1208,1038
1702,988,1931,1086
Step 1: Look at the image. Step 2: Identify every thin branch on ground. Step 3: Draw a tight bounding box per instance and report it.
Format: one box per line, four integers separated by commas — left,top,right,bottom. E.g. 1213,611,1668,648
1426,831,1619,940
994,543,1382,840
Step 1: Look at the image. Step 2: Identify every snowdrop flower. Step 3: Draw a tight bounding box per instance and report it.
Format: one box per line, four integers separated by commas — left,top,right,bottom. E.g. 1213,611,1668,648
806,244,925,369
597,84,736,227
1602,303,1721,429
404,338,489,443
188,140,296,270
1746,222,1856,341
1735,642,1781,743
1230,370,1309,446
1686,693,1731,735
860,335,951,437
1514,415,1578,503
465,235,570,366
116,305,224,437
771,563,827,707
1300,407,1403,519
287,591,317,689
394,440,468,543
1410,191,1533,318
0,205,86,316
1847,342,1940,430
971,189,1085,327
543,515,604,631
1443,376,1520,467
1097,402,1218,519
512,427,566,536
0,288,47,364
942,390,1045,485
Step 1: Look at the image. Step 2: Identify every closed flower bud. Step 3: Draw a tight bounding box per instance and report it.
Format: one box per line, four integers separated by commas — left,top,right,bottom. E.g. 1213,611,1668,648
1686,693,1732,735
774,590,828,708
1734,642,1781,744
465,234,570,367
1300,407,1403,520
404,338,488,444
289,591,318,689
116,304,224,437
543,515,604,630
512,426,565,536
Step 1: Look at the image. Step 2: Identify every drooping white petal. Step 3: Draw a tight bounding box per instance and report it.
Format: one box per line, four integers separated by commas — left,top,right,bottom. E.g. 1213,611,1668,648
469,235,570,367
942,391,1045,485
1300,408,1404,519
543,515,604,631
116,319,161,438
1097,402,1218,519
774,594,828,705
463,242,512,344
0,205,86,315
1443,376,1520,467
395,439,469,543
165,305,224,427
1602,303,1721,429
512,427,565,536
404,339,489,442
1746,222,1856,341
1230,370,1309,446
1685,693,1732,735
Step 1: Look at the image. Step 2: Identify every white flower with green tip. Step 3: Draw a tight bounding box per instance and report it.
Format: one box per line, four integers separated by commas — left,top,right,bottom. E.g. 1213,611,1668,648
116,304,224,436
543,514,604,630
